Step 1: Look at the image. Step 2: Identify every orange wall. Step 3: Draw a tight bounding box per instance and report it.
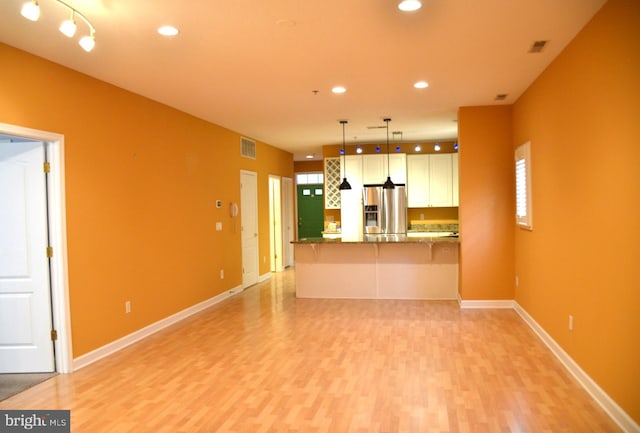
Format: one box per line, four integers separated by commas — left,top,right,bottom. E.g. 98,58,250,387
457,106,515,300
0,43,293,357
293,160,323,173
512,0,640,421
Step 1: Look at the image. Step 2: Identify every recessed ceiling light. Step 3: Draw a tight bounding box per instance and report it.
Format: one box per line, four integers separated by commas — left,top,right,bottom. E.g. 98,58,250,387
331,86,346,94
158,25,179,36
305,154,314,159
414,81,429,89
398,0,422,12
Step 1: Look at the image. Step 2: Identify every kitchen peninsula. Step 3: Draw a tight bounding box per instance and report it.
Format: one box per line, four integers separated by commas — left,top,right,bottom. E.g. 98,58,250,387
292,235,459,299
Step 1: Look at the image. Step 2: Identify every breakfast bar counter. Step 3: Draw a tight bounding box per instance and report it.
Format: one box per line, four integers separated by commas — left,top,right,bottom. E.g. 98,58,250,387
292,235,459,300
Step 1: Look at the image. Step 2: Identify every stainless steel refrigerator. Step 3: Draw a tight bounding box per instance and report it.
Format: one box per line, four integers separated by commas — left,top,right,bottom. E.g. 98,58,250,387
363,184,407,235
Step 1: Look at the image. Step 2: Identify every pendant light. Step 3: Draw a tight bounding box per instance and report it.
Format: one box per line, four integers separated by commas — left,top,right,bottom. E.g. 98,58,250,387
339,120,352,190
383,118,395,189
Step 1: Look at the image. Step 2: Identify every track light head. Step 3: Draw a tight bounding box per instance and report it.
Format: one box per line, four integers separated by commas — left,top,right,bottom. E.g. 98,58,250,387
59,11,76,37
79,33,95,52
21,1,40,21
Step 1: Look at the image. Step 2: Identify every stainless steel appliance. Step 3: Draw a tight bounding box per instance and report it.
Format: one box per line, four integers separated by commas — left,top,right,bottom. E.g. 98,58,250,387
363,184,383,234
363,184,407,235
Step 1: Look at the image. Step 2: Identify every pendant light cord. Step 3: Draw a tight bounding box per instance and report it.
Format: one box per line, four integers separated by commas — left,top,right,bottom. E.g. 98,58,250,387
383,118,394,189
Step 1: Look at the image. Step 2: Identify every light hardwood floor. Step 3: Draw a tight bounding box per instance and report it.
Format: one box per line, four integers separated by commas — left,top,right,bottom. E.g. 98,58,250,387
0,269,621,432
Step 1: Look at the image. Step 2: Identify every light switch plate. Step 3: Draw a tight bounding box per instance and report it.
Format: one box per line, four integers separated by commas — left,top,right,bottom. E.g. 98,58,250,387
216,222,222,231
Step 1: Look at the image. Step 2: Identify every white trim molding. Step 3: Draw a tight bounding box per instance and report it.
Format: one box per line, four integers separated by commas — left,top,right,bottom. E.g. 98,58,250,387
258,272,272,283
457,295,515,309
514,302,640,433
0,123,73,374
73,284,243,370
458,296,639,432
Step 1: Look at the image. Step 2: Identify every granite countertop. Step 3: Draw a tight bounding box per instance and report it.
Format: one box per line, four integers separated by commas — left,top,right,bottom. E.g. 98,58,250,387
292,234,459,244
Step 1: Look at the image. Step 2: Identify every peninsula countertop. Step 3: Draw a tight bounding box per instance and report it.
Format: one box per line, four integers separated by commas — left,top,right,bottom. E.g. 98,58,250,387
293,234,459,299
292,234,459,244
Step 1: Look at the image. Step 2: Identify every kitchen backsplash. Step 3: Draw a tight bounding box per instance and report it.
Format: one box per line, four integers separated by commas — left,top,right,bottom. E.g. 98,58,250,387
409,222,459,232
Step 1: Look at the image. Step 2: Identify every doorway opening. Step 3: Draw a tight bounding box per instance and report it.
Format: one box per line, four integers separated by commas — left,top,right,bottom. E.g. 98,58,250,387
281,177,294,268
269,176,283,272
296,172,325,239
0,123,72,375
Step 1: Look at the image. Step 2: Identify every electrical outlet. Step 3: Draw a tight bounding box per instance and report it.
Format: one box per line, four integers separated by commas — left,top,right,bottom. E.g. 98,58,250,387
220,269,224,279
125,301,131,314
568,315,574,331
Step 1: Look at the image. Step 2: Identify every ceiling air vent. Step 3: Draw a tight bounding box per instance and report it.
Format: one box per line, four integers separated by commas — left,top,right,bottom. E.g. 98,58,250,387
529,40,548,53
240,137,256,159
495,94,508,101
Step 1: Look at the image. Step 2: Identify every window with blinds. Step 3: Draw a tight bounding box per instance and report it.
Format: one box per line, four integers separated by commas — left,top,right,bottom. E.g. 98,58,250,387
515,141,532,229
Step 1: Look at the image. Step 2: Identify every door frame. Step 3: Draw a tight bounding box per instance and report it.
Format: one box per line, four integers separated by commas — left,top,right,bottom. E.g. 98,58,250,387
268,175,283,272
281,177,294,268
0,123,73,373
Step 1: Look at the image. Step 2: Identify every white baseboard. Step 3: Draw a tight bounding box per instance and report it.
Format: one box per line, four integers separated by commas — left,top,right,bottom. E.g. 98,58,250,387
258,272,272,283
73,284,243,371
457,295,515,309
514,302,639,433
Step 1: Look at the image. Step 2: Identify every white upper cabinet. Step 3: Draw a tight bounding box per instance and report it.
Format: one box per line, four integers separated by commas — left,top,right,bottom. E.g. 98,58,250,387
343,155,364,190
407,155,430,207
407,154,458,208
389,153,407,184
362,153,406,184
362,154,385,184
428,154,453,207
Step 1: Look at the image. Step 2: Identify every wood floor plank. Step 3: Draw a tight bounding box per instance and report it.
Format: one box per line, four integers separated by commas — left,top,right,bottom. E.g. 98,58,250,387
0,269,622,432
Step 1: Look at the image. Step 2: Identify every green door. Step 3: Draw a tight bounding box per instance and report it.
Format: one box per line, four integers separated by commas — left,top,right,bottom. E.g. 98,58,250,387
297,184,324,239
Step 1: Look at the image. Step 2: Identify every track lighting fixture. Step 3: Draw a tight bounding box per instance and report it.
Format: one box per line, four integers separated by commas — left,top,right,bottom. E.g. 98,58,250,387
19,0,96,52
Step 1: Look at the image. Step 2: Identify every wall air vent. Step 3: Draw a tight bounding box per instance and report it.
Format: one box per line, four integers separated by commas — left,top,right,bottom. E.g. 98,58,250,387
240,137,256,159
529,40,548,53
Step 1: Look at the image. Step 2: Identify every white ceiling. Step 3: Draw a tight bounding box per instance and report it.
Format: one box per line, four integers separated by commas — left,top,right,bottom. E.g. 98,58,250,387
0,0,606,160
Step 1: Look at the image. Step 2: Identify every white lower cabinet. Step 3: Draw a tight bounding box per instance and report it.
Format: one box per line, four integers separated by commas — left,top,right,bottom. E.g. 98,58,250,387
407,153,458,207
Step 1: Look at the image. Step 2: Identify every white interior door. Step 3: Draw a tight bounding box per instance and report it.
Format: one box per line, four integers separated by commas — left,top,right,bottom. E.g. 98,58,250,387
240,170,259,288
0,141,55,373
282,177,294,268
